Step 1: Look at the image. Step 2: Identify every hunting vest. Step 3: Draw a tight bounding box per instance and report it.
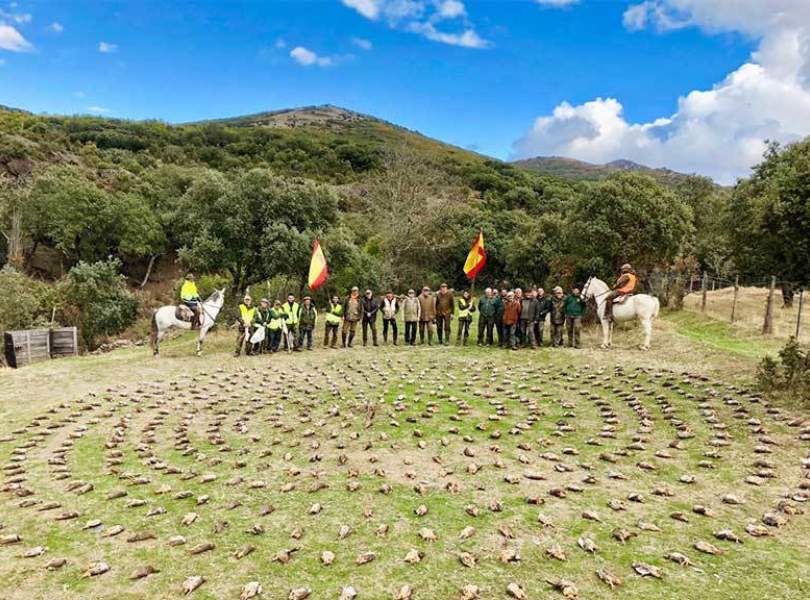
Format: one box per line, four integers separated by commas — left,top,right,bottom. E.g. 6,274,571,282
326,303,343,325
282,301,300,325
457,298,472,320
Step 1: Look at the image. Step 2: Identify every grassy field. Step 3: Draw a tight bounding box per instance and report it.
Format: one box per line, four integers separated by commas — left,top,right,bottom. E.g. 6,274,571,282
1,314,808,600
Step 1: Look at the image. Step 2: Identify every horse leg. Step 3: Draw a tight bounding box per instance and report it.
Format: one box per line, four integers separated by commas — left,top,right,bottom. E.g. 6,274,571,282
640,318,652,350
196,328,208,356
153,331,162,357
600,318,611,349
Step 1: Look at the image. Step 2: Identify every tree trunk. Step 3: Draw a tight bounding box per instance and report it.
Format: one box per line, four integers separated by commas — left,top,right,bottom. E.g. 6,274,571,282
139,254,159,290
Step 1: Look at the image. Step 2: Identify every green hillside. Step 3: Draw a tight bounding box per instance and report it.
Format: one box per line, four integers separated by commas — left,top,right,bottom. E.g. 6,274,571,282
512,155,693,187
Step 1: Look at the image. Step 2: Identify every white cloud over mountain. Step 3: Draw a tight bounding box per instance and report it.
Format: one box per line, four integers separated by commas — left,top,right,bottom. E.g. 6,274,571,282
513,0,810,184
340,0,488,48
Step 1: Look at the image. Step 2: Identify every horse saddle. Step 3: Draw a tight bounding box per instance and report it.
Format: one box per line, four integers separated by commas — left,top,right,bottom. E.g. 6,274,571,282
612,294,633,305
176,305,203,327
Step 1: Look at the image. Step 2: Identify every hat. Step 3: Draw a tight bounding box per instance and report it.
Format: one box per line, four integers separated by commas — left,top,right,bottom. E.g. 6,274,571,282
244,295,252,301
440,282,448,288
553,286,563,294
260,298,269,304
351,286,359,292
303,296,311,301
621,263,633,272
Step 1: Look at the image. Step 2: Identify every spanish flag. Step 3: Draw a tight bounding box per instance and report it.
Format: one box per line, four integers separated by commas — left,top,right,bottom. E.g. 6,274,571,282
308,239,328,291
463,230,486,280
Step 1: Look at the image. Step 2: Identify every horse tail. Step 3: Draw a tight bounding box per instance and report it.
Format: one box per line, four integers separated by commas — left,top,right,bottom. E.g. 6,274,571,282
149,310,158,350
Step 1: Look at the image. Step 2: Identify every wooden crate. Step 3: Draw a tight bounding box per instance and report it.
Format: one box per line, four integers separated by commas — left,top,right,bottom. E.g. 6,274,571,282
4,329,51,368
50,327,79,359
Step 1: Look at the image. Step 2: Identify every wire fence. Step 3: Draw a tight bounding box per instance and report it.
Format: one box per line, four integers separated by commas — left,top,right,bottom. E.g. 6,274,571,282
645,273,809,343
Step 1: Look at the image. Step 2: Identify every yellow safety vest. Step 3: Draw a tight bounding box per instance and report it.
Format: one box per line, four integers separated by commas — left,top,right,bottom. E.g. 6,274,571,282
181,280,199,301
282,302,300,325
326,303,343,325
457,298,472,320
239,304,256,324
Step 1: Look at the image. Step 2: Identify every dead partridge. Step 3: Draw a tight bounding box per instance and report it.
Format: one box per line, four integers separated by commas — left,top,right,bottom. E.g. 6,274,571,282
714,529,743,543
632,562,663,578
404,548,423,564
578,536,598,553
183,575,205,595
461,584,481,599
45,557,67,571
664,552,692,567
321,550,335,565
356,551,376,565
394,584,413,600
546,544,567,561
288,587,311,600
129,565,159,580
339,586,357,600
694,540,723,555
596,569,623,589
240,581,262,600
546,578,578,599
81,562,110,578
507,582,528,599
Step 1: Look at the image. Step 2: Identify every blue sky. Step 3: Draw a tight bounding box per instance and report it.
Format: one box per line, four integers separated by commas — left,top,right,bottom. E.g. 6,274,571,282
2,1,809,182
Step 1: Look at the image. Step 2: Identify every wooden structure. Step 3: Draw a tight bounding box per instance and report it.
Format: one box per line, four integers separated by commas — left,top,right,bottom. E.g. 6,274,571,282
50,327,80,359
3,326,79,368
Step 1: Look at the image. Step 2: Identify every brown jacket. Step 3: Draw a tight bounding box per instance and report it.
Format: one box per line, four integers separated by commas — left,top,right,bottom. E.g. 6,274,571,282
502,299,521,326
418,293,436,322
435,291,455,317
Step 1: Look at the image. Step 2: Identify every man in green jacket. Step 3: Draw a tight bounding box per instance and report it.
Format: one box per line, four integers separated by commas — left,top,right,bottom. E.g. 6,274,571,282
494,289,506,347
253,298,272,354
298,296,317,351
564,283,587,349
477,288,497,346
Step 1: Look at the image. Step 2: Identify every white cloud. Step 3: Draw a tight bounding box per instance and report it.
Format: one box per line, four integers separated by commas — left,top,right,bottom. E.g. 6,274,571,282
49,22,63,33
86,106,111,114
290,45,334,67
98,41,118,53
409,21,488,48
435,0,465,19
535,0,578,7
340,0,488,48
513,0,810,184
341,0,382,20
12,12,31,24
351,37,373,50
0,23,32,51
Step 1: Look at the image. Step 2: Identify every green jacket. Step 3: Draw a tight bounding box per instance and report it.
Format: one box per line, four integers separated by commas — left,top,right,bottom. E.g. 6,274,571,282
254,307,272,326
549,297,566,324
493,296,504,319
299,305,317,329
477,296,497,318
564,295,586,317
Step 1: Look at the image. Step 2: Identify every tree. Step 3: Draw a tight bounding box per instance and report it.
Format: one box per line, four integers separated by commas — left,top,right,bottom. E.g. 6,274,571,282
174,168,339,291
728,139,810,292
569,173,694,279
62,259,139,348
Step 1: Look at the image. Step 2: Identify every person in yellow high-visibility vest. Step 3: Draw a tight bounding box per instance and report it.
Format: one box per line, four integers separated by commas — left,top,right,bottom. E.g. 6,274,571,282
455,290,476,346
324,295,343,349
605,263,638,322
234,295,256,357
281,294,300,351
267,300,284,353
180,273,202,329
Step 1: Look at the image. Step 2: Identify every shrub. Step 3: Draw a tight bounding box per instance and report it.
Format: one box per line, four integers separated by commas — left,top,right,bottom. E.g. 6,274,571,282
757,337,810,407
63,259,139,348
0,266,54,332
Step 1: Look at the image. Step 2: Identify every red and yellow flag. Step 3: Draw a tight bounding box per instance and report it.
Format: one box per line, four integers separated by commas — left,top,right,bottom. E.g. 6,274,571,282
463,230,486,280
308,239,328,290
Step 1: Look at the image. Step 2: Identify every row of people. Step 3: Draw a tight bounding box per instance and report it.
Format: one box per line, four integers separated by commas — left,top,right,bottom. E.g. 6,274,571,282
231,283,587,355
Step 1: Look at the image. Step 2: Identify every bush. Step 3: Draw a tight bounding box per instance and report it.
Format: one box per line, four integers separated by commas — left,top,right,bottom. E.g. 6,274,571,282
0,266,55,332
757,337,810,407
63,259,139,348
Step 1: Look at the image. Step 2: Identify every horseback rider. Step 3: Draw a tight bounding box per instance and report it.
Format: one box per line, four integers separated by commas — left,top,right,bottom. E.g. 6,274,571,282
605,263,638,322
180,273,202,329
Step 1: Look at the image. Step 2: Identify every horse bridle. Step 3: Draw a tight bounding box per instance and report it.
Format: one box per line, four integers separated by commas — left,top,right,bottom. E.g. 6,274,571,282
581,276,613,302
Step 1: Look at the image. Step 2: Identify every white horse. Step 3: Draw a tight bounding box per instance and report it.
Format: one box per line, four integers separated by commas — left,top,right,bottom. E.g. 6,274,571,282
149,289,226,356
581,276,660,350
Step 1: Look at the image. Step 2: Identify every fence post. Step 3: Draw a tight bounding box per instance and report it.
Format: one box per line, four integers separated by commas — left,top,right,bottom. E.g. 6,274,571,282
701,272,708,312
762,275,776,335
797,288,804,339
731,275,739,323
